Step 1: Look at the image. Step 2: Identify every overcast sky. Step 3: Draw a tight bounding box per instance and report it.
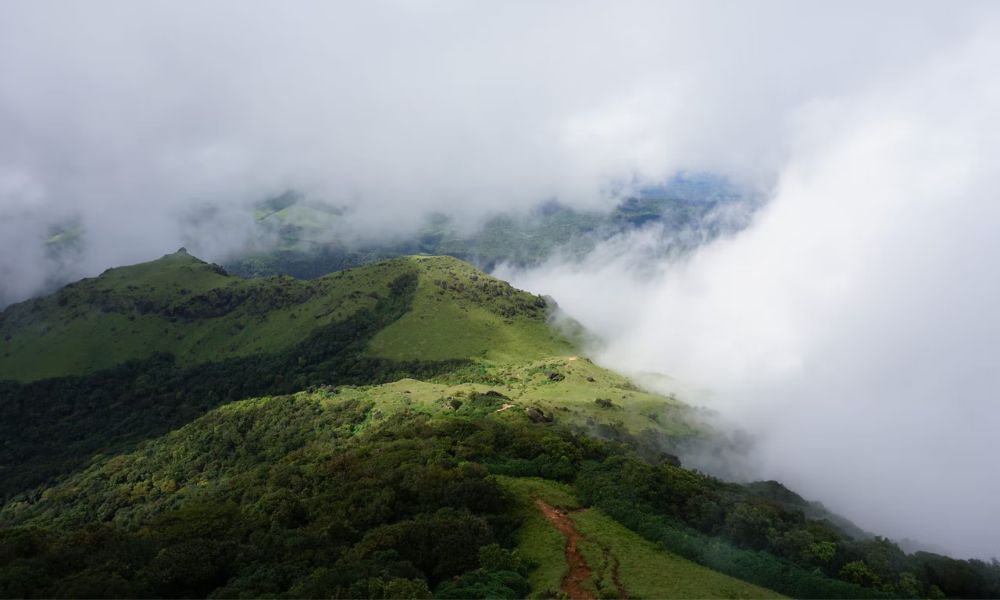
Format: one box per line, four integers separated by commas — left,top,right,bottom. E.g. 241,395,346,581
2,0,999,558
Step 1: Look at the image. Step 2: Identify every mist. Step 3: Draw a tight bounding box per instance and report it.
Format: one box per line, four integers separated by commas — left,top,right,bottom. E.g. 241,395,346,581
2,0,1000,558
1,0,988,302
500,23,1000,558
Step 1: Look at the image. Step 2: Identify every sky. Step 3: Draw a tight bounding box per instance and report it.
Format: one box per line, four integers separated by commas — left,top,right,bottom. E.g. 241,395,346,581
2,0,999,558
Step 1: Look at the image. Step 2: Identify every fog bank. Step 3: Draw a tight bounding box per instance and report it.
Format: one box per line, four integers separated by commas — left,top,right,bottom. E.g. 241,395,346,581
2,0,999,558
1,0,989,304
501,26,1000,558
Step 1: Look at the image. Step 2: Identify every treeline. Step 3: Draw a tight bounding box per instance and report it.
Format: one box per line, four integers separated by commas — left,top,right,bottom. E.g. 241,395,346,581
0,271,469,500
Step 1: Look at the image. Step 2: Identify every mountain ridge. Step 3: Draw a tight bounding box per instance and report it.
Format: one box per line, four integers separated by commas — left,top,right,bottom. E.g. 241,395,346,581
1,251,997,599
0,250,565,382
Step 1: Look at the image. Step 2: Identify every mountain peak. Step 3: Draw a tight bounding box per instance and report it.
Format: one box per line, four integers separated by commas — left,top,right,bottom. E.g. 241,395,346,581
0,251,569,382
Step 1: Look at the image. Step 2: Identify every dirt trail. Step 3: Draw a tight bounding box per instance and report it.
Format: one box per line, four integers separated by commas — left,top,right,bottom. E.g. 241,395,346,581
534,498,596,600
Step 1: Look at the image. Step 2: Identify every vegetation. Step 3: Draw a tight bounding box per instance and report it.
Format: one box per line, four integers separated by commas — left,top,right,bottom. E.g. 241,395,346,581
0,397,521,598
0,252,679,501
498,476,782,599
0,251,560,382
6,381,993,598
0,264,466,498
2,251,998,599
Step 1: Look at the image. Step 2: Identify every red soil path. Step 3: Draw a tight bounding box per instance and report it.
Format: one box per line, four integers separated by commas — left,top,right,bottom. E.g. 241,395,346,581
534,498,596,600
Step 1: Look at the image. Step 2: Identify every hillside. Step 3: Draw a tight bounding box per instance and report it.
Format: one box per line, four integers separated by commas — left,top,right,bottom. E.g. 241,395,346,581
1,253,997,599
0,250,565,382
6,374,976,599
0,251,581,497
0,385,787,599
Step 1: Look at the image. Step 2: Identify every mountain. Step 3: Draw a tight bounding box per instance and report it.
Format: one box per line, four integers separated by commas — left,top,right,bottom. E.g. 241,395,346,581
0,250,565,382
1,253,997,599
0,250,586,497
19,176,754,308
225,176,757,281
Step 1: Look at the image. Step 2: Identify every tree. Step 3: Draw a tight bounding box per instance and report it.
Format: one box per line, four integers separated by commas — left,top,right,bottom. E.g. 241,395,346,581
840,561,881,588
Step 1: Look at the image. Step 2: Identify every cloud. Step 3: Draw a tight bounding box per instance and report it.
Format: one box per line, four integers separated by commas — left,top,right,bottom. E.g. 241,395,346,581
1,0,990,304
501,24,1000,558
1,0,999,558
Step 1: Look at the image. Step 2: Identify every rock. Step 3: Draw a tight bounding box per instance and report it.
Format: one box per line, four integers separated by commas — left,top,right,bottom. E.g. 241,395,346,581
526,406,554,423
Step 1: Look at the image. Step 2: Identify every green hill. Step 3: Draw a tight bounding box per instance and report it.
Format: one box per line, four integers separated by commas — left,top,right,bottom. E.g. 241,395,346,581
0,250,564,383
1,252,996,599
0,383,786,599
0,251,582,498
0,382,784,599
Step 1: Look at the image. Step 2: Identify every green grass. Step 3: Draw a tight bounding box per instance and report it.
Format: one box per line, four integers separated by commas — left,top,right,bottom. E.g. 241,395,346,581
0,251,398,380
365,255,571,363
495,477,580,598
497,476,784,599
325,356,699,446
1,370,693,532
495,356,696,438
573,509,784,599
0,253,564,382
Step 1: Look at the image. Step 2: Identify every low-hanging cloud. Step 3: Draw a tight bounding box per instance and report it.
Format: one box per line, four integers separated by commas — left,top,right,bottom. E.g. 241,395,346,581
2,0,999,558
501,25,1000,559
1,0,989,303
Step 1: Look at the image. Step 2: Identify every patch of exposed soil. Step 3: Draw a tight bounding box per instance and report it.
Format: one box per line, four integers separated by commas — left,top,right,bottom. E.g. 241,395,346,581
534,498,595,600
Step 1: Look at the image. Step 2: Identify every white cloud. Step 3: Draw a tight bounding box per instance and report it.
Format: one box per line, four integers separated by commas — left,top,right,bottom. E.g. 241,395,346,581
503,25,1000,558
2,1,990,301
1,0,999,557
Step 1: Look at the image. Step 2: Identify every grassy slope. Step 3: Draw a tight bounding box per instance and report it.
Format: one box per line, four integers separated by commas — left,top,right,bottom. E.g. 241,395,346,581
494,477,580,597
0,358,695,537
0,251,390,381
0,253,561,382
352,354,697,441
0,382,772,599
365,255,570,362
573,508,784,599
497,476,783,599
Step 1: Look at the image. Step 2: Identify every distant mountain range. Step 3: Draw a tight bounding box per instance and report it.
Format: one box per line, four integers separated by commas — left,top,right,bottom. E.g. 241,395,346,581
224,173,759,280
